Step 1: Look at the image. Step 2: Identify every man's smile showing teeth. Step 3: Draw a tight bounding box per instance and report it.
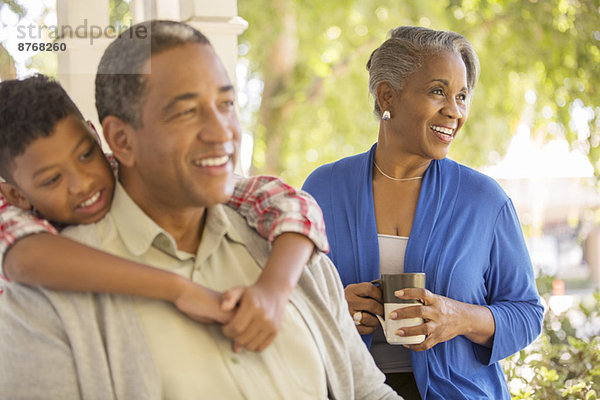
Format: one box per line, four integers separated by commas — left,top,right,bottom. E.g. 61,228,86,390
430,125,454,136
194,155,230,167
79,191,101,208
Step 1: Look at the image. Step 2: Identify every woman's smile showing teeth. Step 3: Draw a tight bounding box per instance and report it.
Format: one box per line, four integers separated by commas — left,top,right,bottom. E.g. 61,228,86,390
430,125,455,143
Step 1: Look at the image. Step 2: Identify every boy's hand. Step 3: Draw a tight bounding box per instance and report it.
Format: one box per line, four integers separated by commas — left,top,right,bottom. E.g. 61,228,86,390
220,281,290,353
173,280,233,325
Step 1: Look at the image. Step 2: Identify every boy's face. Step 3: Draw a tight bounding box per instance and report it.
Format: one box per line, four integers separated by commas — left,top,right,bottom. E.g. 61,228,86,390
9,115,114,225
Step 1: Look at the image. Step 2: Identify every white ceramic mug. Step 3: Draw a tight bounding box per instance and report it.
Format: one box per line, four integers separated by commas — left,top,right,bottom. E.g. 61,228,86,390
372,273,426,345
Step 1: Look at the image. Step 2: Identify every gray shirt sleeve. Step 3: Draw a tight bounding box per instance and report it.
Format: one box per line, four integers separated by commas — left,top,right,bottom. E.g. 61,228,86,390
316,256,403,400
0,284,83,399
0,282,162,400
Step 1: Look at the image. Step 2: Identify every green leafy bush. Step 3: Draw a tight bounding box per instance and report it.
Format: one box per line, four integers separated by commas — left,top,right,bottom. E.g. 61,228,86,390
502,278,600,399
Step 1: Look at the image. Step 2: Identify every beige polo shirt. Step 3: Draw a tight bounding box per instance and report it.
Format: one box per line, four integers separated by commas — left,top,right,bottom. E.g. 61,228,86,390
97,183,327,400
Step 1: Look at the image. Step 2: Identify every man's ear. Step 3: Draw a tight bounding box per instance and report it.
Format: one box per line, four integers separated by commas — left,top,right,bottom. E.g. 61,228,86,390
101,116,136,167
375,81,395,114
0,182,32,210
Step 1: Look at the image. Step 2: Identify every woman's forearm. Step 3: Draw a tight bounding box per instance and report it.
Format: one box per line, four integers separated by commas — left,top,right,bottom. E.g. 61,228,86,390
459,301,495,347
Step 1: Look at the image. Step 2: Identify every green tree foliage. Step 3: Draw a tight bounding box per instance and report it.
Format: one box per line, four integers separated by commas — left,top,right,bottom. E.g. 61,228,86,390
109,0,132,28
0,0,131,80
0,0,58,78
239,0,600,187
0,0,25,79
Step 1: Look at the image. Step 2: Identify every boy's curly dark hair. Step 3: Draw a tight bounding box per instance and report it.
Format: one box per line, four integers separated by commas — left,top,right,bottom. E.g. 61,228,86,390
0,74,83,182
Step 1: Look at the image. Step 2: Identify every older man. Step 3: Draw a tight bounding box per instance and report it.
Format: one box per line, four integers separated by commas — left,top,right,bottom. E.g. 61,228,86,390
0,20,399,399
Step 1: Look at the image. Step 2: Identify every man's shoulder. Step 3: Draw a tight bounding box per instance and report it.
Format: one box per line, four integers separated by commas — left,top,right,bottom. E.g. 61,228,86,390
221,205,270,262
220,205,339,284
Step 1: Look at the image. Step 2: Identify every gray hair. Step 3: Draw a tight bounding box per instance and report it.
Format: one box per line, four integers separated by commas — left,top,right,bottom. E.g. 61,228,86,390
366,26,480,117
95,20,211,128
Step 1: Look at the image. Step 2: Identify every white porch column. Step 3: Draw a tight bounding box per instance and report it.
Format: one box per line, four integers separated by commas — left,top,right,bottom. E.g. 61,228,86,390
56,0,113,140
129,0,247,87
179,0,248,87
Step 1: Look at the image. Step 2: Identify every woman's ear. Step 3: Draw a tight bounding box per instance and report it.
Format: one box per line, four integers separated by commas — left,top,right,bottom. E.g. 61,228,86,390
376,81,395,114
0,182,32,211
101,116,136,167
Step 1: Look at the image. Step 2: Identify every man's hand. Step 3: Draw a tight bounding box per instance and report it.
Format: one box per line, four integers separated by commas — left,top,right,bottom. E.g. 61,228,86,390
345,282,383,335
220,281,290,353
172,280,233,325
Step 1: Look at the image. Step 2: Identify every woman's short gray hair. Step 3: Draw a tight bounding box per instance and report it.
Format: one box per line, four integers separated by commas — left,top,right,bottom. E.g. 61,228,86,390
366,26,480,117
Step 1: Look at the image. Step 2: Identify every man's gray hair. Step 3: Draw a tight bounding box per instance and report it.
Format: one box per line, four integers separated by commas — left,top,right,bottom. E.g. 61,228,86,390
366,26,480,118
95,20,211,128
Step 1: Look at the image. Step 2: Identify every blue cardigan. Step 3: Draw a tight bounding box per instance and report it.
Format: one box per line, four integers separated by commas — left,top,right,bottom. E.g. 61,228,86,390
303,144,544,400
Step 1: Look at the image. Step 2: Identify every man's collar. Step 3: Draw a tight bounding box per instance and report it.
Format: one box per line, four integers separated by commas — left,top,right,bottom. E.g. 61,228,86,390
110,182,170,256
109,183,243,258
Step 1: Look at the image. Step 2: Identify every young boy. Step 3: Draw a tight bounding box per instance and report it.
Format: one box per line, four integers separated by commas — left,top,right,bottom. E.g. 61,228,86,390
0,75,328,352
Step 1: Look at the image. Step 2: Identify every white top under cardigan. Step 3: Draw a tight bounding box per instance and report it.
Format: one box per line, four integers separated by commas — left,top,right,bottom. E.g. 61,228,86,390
370,234,413,373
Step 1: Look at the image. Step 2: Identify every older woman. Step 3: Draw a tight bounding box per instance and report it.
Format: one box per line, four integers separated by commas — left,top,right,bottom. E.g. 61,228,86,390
303,26,544,399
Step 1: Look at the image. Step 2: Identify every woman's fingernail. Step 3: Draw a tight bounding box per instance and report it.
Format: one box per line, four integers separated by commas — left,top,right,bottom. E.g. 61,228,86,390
395,290,404,297
396,329,405,336
390,312,397,319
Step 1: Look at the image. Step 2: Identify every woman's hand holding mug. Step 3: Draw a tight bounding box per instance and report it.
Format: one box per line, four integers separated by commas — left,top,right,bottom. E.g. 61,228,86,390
344,282,383,335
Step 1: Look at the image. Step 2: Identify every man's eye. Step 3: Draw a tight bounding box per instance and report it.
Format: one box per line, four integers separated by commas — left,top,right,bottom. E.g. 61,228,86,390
181,108,196,116
177,108,198,118
167,107,197,122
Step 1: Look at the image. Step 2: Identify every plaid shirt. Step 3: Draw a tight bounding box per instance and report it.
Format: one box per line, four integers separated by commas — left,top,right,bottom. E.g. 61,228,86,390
0,157,328,291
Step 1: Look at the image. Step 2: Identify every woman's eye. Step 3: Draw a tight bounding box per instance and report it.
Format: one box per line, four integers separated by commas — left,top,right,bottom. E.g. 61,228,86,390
457,93,467,101
431,88,444,95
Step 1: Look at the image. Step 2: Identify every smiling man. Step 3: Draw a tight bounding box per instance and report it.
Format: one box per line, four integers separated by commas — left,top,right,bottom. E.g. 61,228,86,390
0,20,400,399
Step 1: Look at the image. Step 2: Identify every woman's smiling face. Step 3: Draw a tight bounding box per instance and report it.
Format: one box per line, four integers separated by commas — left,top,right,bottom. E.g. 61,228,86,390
387,50,470,161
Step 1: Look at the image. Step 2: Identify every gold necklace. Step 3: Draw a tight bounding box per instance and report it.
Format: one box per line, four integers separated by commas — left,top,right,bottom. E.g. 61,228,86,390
374,161,423,182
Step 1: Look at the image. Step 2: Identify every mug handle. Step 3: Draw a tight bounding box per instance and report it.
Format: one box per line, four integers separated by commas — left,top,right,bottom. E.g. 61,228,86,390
370,279,391,339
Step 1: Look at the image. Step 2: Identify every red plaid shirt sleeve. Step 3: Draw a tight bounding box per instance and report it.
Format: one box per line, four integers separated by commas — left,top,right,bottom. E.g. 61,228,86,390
227,175,329,257
0,195,58,279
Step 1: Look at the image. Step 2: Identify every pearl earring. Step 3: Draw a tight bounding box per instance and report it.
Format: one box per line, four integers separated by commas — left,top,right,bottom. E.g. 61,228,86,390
382,110,391,121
